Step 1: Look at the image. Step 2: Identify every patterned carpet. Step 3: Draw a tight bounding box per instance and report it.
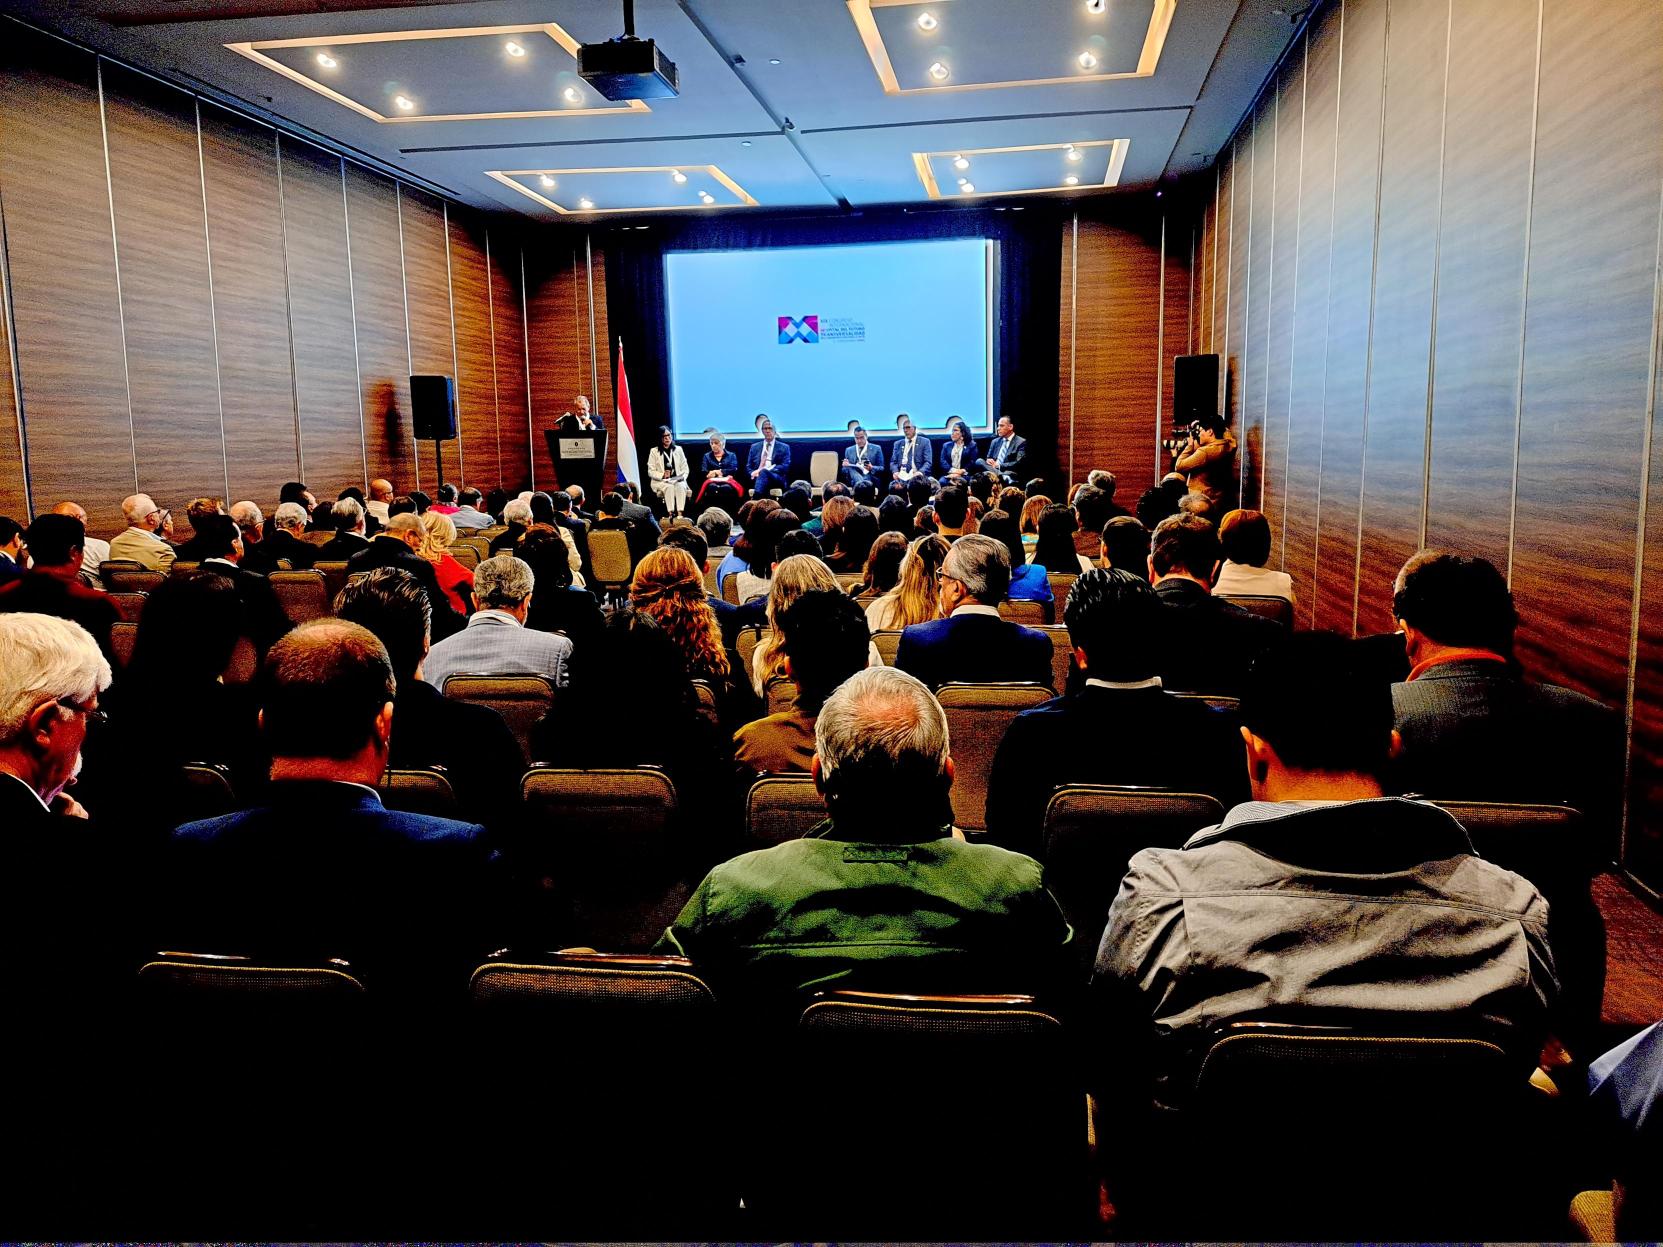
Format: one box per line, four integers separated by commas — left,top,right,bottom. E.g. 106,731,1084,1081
1596,872,1663,1044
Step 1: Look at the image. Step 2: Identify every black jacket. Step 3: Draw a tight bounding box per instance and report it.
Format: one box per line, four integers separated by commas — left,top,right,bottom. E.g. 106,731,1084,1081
242,529,317,574
200,558,292,652
1151,577,1283,698
347,537,465,639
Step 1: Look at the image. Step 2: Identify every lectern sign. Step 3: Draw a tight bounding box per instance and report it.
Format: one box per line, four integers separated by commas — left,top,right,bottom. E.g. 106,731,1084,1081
559,438,596,459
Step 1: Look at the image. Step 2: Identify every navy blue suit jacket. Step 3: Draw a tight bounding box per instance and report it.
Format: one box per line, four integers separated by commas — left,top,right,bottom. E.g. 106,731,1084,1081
701,450,741,483
938,440,985,477
894,611,1053,691
747,439,792,478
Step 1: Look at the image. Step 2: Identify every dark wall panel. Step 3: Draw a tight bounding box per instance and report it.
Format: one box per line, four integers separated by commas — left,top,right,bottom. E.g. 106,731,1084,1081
199,105,297,504
1353,0,1448,636
1421,0,1537,565
1311,0,1386,633
343,163,415,491
277,138,363,494
448,208,500,492
400,186,454,492
488,232,532,494
0,35,134,532
1260,52,1304,549
102,66,225,519
1509,0,1662,707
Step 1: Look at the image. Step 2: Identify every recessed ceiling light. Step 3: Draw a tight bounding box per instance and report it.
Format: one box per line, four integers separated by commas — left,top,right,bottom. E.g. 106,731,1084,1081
1064,175,1080,186
956,176,968,186
1085,0,1105,12
315,52,337,69
959,182,975,193
394,94,414,111
505,40,525,57
563,86,582,103
928,61,949,81
539,174,556,189
768,58,782,65
578,197,594,210
672,170,688,184
1067,145,1083,162
741,139,753,147
916,11,938,30
1078,50,1099,69
699,192,716,205
952,155,970,171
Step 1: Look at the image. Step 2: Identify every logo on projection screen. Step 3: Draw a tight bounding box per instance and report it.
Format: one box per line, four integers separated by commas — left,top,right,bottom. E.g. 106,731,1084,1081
777,315,819,344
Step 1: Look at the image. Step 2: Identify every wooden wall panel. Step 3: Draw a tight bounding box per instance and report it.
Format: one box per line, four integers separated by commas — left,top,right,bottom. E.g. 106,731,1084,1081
1353,0,1448,636
524,238,588,490
1159,213,1194,478
1627,285,1663,888
343,163,414,491
488,231,532,494
0,236,27,520
400,186,453,491
1509,0,1663,707
277,138,363,494
1283,14,1338,620
1212,159,1232,396
1058,220,1078,483
1224,128,1251,447
1260,51,1304,547
199,106,297,504
102,66,225,520
590,245,619,489
1196,175,1217,359
1421,0,1537,565
1240,100,1276,508
0,36,133,532
448,208,500,492
1311,0,1386,633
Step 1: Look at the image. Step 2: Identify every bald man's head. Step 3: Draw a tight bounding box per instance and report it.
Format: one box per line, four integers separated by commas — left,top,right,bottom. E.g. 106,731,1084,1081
51,501,88,525
369,479,395,502
259,619,394,767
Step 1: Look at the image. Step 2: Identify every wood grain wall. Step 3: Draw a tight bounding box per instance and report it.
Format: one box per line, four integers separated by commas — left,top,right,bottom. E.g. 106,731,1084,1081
1192,0,1663,891
0,25,548,532
523,233,619,492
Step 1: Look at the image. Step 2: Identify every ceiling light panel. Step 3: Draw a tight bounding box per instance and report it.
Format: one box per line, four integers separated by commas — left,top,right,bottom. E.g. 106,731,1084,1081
848,0,1173,93
488,166,760,215
226,23,650,123
911,138,1129,199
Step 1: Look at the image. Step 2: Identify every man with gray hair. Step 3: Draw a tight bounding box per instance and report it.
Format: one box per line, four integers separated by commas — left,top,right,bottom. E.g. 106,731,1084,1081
660,665,1070,1005
347,511,464,639
422,554,571,691
109,492,176,573
244,500,316,574
0,613,111,827
316,495,371,561
894,533,1052,690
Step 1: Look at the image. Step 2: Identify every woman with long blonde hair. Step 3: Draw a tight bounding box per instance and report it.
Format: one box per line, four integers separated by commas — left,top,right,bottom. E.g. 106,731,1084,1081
1019,494,1051,559
865,533,949,632
750,553,842,697
417,510,475,615
630,546,730,683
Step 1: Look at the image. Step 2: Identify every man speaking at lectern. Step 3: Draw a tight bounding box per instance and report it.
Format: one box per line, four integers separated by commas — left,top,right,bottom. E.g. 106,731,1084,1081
558,394,602,432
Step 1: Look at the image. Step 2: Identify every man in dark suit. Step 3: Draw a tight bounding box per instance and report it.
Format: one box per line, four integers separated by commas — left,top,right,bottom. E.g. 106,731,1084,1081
747,414,793,498
1148,513,1281,697
347,513,465,639
895,534,1051,691
0,611,109,828
608,485,661,567
1388,549,1622,1047
170,496,227,564
985,569,1247,858
841,425,885,491
0,514,118,657
335,568,524,831
193,514,293,653
243,501,318,574
165,619,499,999
0,515,23,589
315,496,372,562
558,393,602,431
982,415,1028,485
888,414,933,496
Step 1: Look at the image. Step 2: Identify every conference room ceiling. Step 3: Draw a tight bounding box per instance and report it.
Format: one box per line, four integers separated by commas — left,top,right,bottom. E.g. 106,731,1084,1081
2,0,1309,218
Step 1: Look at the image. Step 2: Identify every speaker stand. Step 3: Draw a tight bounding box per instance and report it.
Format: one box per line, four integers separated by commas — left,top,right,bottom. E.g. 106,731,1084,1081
432,437,445,493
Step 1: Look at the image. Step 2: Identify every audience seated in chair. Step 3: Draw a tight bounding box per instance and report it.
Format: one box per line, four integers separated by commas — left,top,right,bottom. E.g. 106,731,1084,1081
0,515,118,657
630,547,731,689
191,513,292,653
422,554,571,691
449,487,494,531
170,496,227,564
347,512,464,640
1147,513,1281,697
985,569,1247,857
242,500,317,575
1212,508,1296,605
1586,1017,1663,1241
335,568,524,830
110,492,177,573
658,523,760,648
314,497,372,562
894,534,1051,691
519,529,604,658
735,587,870,775
659,666,1071,1012
747,553,844,700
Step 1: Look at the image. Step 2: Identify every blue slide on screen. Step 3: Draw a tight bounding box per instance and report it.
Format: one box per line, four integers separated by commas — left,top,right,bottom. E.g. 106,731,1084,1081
663,238,995,439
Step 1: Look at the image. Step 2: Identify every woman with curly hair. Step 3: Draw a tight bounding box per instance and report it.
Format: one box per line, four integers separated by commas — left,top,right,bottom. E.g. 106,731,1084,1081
749,553,843,698
630,546,730,684
417,510,475,615
865,532,950,632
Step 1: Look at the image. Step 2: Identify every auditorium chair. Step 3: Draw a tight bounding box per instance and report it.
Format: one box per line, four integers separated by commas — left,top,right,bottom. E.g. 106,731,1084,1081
1041,785,1226,971
300,530,333,546
108,591,146,623
441,673,556,761
448,543,479,571
377,767,460,820
587,528,634,601
170,560,200,579
453,535,489,563
109,620,139,669
179,761,239,823
1219,593,1295,628
999,597,1052,625
268,569,330,623
689,679,721,730
1046,571,1077,604
833,572,863,594
745,773,824,847
722,570,742,604
936,682,1055,831
222,635,259,684
1171,691,1242,717
1568,1189,1619,1242
703,547,730,596
743,989,1088,1237
519,766,686,949
137,950,366,999
735,623,767,673
102,563,164,594
466,951,734,1234
872,628,902,666
764,674,795,716
1040,624,1074,694
808,450,839,499
477,524,508,542
1158,1020,1542,1239
314,560,350,603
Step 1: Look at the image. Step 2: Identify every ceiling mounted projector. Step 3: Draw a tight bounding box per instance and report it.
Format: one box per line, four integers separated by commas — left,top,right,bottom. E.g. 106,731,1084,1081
579,0,679,100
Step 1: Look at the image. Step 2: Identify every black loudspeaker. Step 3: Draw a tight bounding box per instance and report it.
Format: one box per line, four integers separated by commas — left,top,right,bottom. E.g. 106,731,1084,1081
411,374,458,440
1173,354,1220,425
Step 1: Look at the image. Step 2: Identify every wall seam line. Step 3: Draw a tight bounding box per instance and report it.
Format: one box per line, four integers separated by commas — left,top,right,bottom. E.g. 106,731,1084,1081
339,157,367,491
96,59,140,493
1505,0,1545,586
485,227,502,490
443,200,462,486
1238,120,1254,505
274,137,304,479
521,245,534,490
1418,0,1453,550
1156,212,1166,484
1311,0,1345,632
1281,33,1308,573
0,154,33,517
396,182,418,488
1068,212,1078,487
1260,89,1278,513
194,99,230,501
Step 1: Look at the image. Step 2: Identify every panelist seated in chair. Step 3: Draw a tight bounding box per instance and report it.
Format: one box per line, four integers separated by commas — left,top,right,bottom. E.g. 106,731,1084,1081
696,431,744,514
1091,632,1557,1118
747,414,792,497
888,414,933,495
893,535,1052,691
937,418,985,483
164,620,498,998
840,425,885,491
660,666,1071,1011
981,415,1027,485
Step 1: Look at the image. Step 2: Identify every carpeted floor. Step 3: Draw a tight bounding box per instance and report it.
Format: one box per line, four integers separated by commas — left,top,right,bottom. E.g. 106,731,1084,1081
1596,871,1663,1046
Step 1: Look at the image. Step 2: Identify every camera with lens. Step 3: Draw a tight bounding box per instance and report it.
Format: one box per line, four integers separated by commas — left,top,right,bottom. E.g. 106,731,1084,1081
1163,421,1202,459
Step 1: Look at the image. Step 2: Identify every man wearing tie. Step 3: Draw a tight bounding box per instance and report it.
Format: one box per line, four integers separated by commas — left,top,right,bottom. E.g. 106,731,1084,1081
983,415,1027,484
747,414,792,498
888,414,934,495
841,425,885,491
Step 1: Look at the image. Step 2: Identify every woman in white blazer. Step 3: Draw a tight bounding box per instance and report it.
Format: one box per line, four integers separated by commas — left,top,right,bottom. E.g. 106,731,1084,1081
648,426,691,517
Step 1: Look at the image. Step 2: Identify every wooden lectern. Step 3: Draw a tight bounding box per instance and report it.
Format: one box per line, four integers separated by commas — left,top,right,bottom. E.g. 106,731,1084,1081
545,426,608,502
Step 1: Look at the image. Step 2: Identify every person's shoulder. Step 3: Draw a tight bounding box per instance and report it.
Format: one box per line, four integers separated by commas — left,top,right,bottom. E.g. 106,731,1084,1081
1528,678,1618,721
937,836,1048,889
172,808,261,842
376,806,490,846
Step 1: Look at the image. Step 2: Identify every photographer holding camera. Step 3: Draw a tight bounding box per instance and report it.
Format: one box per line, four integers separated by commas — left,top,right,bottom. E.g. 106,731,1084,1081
1173,415,1236,509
